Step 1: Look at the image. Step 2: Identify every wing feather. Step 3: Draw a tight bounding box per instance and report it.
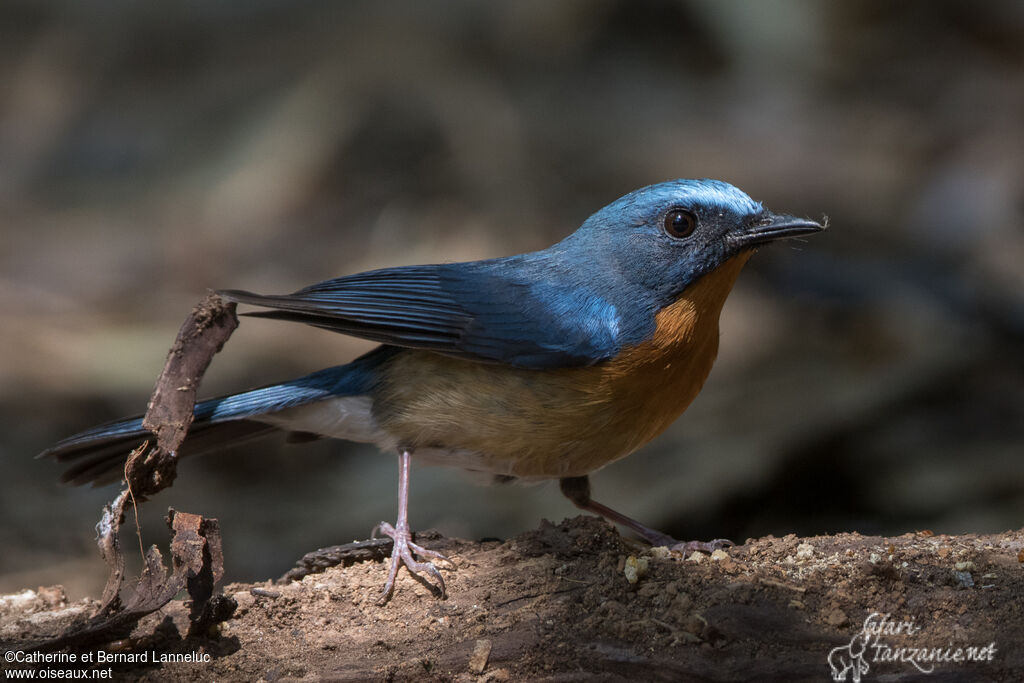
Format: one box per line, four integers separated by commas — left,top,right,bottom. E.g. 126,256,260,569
220,260,624,368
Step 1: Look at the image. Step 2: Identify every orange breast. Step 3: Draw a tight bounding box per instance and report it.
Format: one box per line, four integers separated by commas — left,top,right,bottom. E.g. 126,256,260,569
374,253,751,479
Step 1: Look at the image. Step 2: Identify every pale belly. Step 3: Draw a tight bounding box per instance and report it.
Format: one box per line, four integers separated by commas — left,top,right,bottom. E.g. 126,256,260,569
370,331,718,478
260,334,719,480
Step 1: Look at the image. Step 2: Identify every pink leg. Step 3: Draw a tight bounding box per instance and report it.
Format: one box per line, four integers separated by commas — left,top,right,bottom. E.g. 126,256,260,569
560,476,732,553
373,449,451,603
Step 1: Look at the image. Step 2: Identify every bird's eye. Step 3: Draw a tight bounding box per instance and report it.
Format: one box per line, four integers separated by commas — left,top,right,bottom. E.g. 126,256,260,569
663,209,697,239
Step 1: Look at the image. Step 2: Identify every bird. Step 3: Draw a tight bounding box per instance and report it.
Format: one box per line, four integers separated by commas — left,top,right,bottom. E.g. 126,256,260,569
41,179,824,601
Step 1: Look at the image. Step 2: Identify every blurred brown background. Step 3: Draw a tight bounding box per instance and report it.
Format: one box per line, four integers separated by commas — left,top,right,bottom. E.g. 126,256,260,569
2,1,1022,600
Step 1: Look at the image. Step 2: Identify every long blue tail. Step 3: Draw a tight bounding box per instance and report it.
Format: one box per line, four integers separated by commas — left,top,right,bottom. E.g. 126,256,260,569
40,347,394,487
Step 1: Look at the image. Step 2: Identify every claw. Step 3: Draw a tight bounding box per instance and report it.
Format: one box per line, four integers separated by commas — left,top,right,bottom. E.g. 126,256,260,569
375,450,453,603
374,521,451,603
670,537,734,554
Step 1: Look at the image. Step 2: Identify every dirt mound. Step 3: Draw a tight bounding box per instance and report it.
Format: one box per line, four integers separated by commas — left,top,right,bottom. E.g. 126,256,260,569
3,516,1022,681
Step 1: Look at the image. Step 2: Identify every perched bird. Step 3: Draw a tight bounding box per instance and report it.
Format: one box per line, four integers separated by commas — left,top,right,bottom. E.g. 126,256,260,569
42,179,824,601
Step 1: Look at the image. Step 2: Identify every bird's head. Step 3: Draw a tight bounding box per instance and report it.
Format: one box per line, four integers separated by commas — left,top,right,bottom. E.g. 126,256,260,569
565,179,824,301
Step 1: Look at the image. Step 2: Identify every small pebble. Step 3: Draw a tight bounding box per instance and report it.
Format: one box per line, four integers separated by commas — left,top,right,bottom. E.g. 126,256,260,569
951,571,974,589
469,639,492,674
624,555,649,584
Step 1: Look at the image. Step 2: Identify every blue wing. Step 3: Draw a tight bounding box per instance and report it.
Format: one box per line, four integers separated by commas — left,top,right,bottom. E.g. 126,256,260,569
219,257,626,368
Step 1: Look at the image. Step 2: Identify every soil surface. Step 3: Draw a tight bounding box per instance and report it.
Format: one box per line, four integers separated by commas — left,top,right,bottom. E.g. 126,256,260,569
3,516,1023,682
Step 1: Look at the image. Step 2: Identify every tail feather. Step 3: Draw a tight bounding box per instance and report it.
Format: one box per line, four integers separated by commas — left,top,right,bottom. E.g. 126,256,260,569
49,419,278,487
40,346,397,487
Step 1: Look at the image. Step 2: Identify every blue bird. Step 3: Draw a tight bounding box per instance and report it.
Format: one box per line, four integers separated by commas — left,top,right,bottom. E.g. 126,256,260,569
41,179,824,601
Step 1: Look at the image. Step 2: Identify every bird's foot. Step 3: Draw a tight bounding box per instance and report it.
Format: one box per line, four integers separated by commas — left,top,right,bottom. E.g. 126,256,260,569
639,528,734,554
558,477,734,557
668,537,734,554
373,521,451,604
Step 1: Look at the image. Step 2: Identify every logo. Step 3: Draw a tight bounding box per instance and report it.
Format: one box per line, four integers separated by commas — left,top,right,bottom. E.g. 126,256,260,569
827,612,996,681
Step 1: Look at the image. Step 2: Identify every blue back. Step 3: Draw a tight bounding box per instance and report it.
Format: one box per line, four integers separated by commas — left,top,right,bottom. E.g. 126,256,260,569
222,179,765,368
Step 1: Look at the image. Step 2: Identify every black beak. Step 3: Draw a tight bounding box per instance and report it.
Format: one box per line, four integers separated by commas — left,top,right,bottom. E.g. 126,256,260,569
730,212,825,249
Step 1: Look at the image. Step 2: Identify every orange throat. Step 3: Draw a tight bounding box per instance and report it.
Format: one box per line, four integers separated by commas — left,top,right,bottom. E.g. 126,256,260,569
591,252,753,456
